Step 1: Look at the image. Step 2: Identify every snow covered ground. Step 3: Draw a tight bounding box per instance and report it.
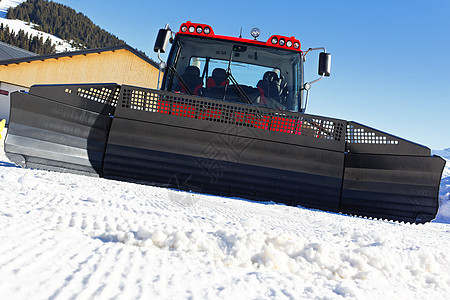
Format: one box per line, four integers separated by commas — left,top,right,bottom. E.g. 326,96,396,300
0,0,77,53
0,125,449,299
0,0,24,18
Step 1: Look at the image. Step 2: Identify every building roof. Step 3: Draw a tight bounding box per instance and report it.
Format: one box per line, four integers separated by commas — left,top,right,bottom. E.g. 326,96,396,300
0,41,37,61
0,44,160,69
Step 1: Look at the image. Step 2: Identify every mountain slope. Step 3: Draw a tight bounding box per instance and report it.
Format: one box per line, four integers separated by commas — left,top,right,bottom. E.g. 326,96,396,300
0,0,25,18
0,0,125,54
7,0,124,50
0,19,72,53
0,0,75,53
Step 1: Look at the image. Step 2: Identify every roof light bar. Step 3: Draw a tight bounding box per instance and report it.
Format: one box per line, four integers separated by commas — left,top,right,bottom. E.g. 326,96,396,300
179,21,215,36
178,22,301,52
267,35,301,51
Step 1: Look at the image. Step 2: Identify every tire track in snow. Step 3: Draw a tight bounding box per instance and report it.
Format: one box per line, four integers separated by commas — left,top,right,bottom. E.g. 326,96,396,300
121,250,145,298
0,218,95,299
47,244,106,300
0,219,54,275
28,236,97,299
71,246,124,299
92,248,136,299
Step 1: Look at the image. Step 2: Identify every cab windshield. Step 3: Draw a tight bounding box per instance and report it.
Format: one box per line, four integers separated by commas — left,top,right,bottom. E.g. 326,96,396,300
164,34,303,112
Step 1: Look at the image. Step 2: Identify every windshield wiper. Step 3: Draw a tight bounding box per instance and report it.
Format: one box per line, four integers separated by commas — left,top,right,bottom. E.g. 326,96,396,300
226,70,253,105
222,46,253,105
168,66,193,95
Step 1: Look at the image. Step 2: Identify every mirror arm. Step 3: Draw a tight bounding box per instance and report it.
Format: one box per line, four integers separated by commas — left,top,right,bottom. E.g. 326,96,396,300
301,47,331,113
156,50,165,90
154,23,172,90
302,47,328,89
305,74,325,87
303,47,326,60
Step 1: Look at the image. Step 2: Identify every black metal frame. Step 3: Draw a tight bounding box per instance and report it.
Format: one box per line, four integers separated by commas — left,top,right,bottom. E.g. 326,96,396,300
4,84,446,223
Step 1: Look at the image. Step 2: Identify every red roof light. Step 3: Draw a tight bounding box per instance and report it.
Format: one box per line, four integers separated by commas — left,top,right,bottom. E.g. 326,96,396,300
179,21,214,36
267,35,301,51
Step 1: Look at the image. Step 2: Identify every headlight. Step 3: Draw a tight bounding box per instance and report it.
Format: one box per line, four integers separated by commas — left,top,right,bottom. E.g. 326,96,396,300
251,27,261,39
204,27,210,34
271,37,278,44
293,42,300,49
181,25,188,32
196,26,202,34
189,26,195,33
279,38,285,46
286,40,292,47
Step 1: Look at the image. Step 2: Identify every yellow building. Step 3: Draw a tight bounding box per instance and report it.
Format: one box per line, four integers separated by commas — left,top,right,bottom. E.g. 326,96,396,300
0,44,161,123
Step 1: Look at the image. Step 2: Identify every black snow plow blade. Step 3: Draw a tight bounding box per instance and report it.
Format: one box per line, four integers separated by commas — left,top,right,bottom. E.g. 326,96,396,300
5,84,446,223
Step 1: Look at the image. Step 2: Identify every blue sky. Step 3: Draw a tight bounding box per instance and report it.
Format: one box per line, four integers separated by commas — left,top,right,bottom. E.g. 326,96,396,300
55,0,450,149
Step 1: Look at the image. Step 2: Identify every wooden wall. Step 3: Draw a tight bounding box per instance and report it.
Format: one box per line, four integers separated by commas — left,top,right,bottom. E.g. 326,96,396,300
0,49,160,89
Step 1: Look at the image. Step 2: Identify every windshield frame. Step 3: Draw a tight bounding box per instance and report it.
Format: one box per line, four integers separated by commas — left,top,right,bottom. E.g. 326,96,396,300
162,34,304,112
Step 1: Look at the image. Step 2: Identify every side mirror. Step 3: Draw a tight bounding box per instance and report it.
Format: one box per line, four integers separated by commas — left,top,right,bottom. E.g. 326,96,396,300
154,28,171,53
318,52,331,77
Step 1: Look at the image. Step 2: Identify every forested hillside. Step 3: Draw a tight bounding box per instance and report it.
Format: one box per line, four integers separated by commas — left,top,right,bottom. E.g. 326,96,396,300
0,23,55,54
1,0,125,54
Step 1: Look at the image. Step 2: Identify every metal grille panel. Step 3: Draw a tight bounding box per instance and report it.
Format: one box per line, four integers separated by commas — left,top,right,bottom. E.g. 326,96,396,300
347,123,399,145
64,86,120,107
120,87,345,142
345,121,430,156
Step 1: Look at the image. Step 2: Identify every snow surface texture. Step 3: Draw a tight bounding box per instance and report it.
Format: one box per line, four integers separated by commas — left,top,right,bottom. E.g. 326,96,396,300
1,126,450,299
0,0,77,53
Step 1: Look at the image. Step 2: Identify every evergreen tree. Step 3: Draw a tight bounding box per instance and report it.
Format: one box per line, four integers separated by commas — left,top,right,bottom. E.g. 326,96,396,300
6,0,126,50
1,0,150,58
0,24,56,55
